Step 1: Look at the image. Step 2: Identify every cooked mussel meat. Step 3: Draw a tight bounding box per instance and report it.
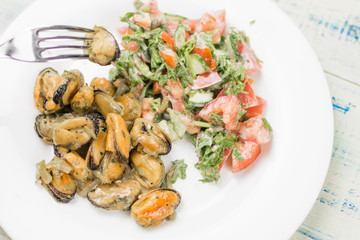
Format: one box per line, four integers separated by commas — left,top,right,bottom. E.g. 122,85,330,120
94,91,124,119
116,93,142,122
86,129,107,170
130,150,165,189
84,26,120,66
106,113,130,163
33,68,84,114
130,118,171,156
93,151,125,184
55,146,93,182
87,180,141,210
90,77,116,96
131,188,181,228
71,85,94,113
35,113,102,150
33,67,62,113
36,160,77,203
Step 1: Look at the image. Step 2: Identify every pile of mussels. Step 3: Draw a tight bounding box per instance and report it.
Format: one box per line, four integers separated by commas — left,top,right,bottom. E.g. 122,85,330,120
33,67,180,228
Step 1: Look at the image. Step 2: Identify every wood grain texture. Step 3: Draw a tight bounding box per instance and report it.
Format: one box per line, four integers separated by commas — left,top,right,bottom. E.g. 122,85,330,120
272,1,360,239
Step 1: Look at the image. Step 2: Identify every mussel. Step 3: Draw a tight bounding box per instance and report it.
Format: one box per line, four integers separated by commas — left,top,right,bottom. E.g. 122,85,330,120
70,85,94,113
37,160,77,203
105,113,130,163
33,68,84,114
116,93,142,122
87,180,141,210
130,118,171,156
93,91,124,119
35,113,103,150
84,26,120,66
130,188,181,228
130,150,165,189
92,151,126,184
90,77,116,97
33,68,62,113
85,129,107,170
55,146,93,182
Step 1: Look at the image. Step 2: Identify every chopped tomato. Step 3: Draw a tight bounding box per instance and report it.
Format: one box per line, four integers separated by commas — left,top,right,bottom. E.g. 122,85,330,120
189,70,222,90
165,21,179,36
199,95,241,130
195,13,221,43
238,79,258,109
219,148,232,172
232,141,261,172
236,116,272,145
153,81,161,94
159,48,178,68
161,79,185,112
237,40,261,75
131,82,145,99
182,19,200,32
246,96,266,119
160,31,176,51
180,113,201,135
117,27,138,52
132,12,152,29
142,98,155,122
140,0,162,16
210,10,226,35
191,46,217,70
185,31,191,41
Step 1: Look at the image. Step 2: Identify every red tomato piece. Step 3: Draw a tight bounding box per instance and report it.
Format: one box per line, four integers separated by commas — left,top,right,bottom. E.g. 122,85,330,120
195,13,221,43
246,96,266,119
140,0,162,16
141,98,155,122
237,40,261,75
210,10,226,35
182,19,200,32
159,48,178,68
236,116,272,145
117,27,138,52
161,79,185,112
160,31,176,51
199,95,241,130
132,12,151,29
189,70,222,90
165,21,179,36
191,46,217,70
153,81,161,95
232,141,261,172
219,148,232,172
238,79,258,109
179,113,201,135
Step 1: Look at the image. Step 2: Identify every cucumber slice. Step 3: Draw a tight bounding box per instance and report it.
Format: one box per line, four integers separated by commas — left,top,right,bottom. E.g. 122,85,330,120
188,91,214,107
164,13,187,22
186,53,211,78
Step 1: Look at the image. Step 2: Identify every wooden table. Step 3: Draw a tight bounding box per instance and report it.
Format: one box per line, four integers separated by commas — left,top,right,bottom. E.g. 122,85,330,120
1,0,359,239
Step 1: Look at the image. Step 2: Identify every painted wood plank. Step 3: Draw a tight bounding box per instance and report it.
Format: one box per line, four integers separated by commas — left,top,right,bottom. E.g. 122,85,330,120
273,0,360,85
290,73,360,240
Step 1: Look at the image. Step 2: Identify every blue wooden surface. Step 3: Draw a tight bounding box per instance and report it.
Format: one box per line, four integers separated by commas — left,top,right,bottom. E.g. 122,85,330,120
0,0,359,239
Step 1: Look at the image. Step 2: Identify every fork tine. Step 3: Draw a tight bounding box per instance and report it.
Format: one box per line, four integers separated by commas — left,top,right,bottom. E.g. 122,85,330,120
39,45,91,52
42,54,90,60
38,36,94,41
34,25,94,33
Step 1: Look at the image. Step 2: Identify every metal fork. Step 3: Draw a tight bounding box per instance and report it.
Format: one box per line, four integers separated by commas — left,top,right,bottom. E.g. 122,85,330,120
0,25,97,62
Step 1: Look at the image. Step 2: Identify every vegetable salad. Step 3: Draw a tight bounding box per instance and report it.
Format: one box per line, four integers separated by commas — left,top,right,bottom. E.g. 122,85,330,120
110,0,272,183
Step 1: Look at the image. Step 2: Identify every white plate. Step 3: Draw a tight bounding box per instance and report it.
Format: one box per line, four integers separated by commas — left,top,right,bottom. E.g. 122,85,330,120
0,0,333,239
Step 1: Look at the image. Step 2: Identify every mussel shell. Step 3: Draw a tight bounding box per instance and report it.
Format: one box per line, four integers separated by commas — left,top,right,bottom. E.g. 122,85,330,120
130,118,171,156
129,149,165,189
42,170,77,203
130,188,181,228
87,180,141,210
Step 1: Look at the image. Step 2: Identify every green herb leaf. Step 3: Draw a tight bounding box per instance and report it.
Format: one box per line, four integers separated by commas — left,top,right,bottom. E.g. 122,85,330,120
262,117,273,132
